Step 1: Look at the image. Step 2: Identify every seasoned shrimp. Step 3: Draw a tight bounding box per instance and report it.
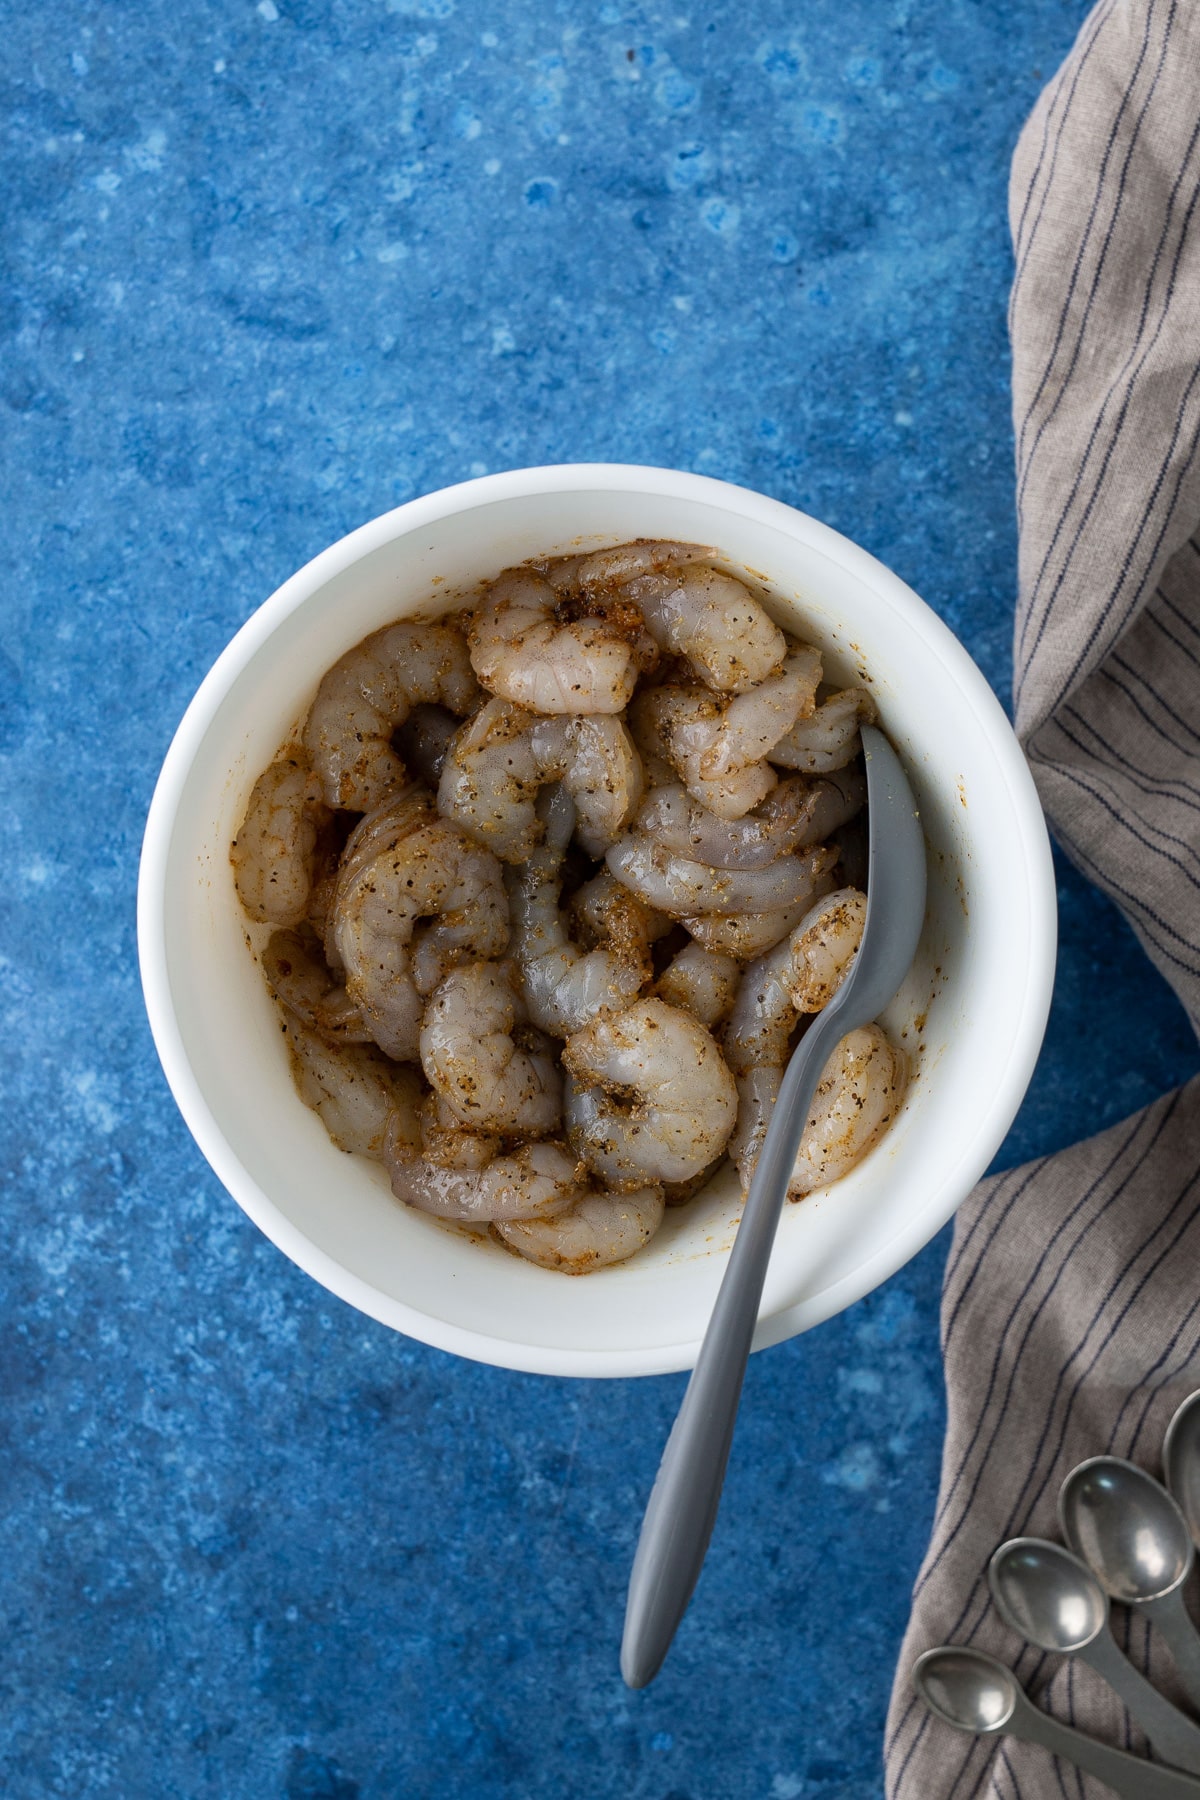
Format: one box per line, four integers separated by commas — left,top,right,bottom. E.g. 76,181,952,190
417,1090,502,1172
770,688,878,773
438,696,644,861
693,649,822,777
494,1183,665,1274
386,1128,588,1224
654,941,741,1028
566,868,672,963
784,888,867,1011
679,882,842,960
728,1029,906,1198
725,888,868,1079
598,552,787,694
231,756,328,926
263,927,372,1043
510,847,647,1035
562,539,713,588
333,817,509,1061
563,997,738,1189
336,783,435,891
724,887,876,1189
303,619,479,811
420,961,562,1136
636,768,865,869
628,687,778,820
468,568,651,715
788,1026,906,1197
283,1015,424,1159
606,834,837,918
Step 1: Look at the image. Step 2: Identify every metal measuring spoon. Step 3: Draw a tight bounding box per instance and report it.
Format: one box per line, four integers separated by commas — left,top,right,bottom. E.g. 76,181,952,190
913,1646,1200,1798
1061,1457,1200,1713
988,1538,1200,1773
1166,1393,1200,1550
620,726,926,1689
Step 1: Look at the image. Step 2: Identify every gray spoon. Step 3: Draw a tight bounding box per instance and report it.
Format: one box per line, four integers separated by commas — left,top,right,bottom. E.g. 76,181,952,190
1166,1392,1200,1550
913,1646,1200,1798
1061,1457,1200,1714
621,724,926,1689
988,1537,1200,1773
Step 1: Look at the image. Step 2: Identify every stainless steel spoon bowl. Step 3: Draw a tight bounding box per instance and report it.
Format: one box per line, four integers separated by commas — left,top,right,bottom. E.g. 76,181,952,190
988,1537,1200,1773
913,1646,1200,1798
1061,1456,1200,1713
1167,1392,1200,1550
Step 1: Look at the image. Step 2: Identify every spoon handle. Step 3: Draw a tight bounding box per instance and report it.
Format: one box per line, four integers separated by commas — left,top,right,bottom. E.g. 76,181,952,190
1145,1590,1200,1718
1015,1700,1200,1799
620,1009,838,1689
1085,1632,1200,1774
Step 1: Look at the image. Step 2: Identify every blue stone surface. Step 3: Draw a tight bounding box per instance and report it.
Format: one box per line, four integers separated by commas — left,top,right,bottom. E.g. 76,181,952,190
4,1,1199,1795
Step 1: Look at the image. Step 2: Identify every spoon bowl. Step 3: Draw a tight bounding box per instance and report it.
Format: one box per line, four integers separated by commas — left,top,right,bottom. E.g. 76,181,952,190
1060,1457,1193,1602
912,1643,1200,1798
912,1646,1018,1733
1166,1393,1200,1549
988,1534,1200,1771
988,1537,1108,1652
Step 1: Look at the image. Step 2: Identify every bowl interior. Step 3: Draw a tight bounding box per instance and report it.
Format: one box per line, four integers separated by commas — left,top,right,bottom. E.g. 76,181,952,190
145,471,1053,1375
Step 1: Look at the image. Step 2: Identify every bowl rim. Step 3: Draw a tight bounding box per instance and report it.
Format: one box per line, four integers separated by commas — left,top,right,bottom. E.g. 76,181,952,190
137,461,1057,1377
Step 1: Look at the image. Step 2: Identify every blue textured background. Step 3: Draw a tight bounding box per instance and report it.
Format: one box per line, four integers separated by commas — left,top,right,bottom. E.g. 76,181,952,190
5,2,1200,1796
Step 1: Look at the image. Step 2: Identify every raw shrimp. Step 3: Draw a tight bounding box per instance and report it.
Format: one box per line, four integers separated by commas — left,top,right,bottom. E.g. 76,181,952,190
560,539,713,588
636,768,865,869
336,784,436,895
386,1129,588,1224
303,619,479,811
586,546,787,693
420,961,562,1136
629,687,777,820
654,941,741,1028
318,782,437,973
788,1026,906,1198
770,688,878,773
724,888,868,1079
784,888,867,1011
468,568,651,715
332,817,509,1061
508,789,648,1036
437,696,644,861
263,927,372,1043
566,868,672,964
494,1183,666,1274
533,713,644,856
231,756,328,926
510,847,647,1035
693,649,822,777
283,1015,424,1159
605,834,837,918
416,1090,502,1171
680,907,816,960
563,997,738,1189
724,887,877,1190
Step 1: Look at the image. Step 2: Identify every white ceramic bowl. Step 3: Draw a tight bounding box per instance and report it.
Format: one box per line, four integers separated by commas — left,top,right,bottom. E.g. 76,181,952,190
138,464,1055,1377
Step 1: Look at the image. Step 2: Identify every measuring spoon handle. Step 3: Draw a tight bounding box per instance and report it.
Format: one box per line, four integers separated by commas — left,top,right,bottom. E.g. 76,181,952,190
1016,1697,1200,1799
1084,1632,1200,1774
1144,1591,1200,1719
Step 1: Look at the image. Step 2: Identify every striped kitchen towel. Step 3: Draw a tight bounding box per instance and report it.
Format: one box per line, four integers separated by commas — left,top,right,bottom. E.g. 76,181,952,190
885,0,1200,1793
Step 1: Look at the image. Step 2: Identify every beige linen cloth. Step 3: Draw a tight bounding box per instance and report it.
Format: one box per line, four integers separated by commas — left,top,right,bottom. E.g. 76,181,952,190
885,0,1200,1792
